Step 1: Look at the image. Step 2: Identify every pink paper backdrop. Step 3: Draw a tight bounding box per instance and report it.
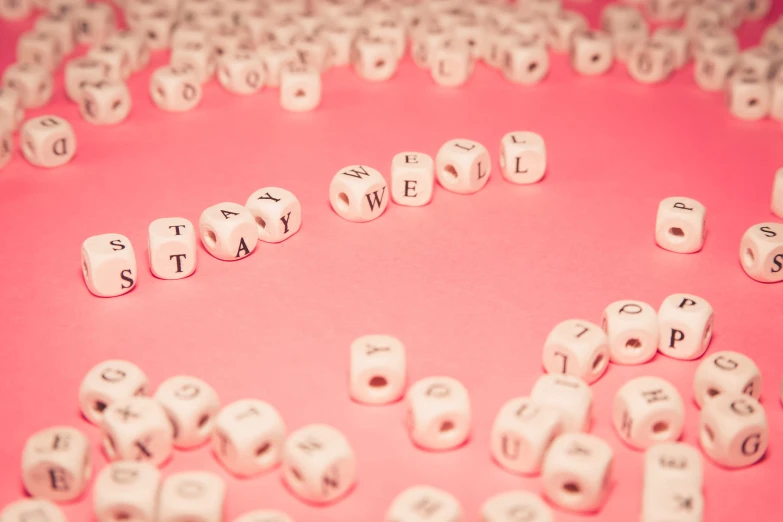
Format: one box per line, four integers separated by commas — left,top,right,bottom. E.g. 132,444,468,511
1,3,782,521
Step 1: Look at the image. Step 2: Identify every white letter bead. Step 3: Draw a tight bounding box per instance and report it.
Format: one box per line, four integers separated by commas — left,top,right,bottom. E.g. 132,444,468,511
20,116,76,168
530,374,592,432
548,11,588,53
658,293,714,360
105,30,150,72
2,63,53,109
212,399,286,477
386,485,462,522
234,510,293,522
391,152,434,206
81,234,137,297
613,376,685,450
541,433,613,513
349,334,406,405
570,30,614,75
80,80,132,126
245,187,301,243
17,31,61,73
170,42,217,84
329,165,389,222
655,197,706,253
0,500,66,522
499,131,546,185
627,41,674,84
158,472,225,522
693,351,762,408
435,139,491,194
218,50,265,94
601,300,659,364
150,65,202,112
0,87,24,131
503,40,549,85
279,63,321,112
79,359,148,424
87,43,132,81
406,376,471,450
481,491,552,522
93,462,161,522
73,3,115,45
641,483,703,522
651,27,689,69
739,223,783,283
727,74,771,121
353,35,398,82
101,397,174,467
0,0,32,20
773,168,783,218
21,426,92,502
65,57,108,103
542,319,609,384
199,202,257,261
699,393,768,468
490,397,563,474
694,47,737,92
431,40,472,87
154,375,220,449
644,442,703,490
148,218,197,279
281,424,356,504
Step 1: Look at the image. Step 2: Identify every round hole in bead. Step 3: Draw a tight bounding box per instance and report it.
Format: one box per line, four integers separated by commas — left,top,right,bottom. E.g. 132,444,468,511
652,421,670,438
255,441,271,458
336,192,349,211
707,387,720,398
103,434,118,459
592,353,606,372
443,164,458,181
369,376,387,388
289,466,303,481
563,481,581,494
703,424,715,446
744,248,755,267
197,414,210,430
440,420,455,432
528,61,538,72
94,400,107,413
114,511,131,521
374,59,385,69
204,229,217,249
255,216,266,235
625,338,642,351
668,227,685,240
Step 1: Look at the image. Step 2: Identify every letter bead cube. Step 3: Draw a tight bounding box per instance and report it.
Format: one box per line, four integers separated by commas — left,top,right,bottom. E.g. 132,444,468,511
93,462,161,522
245,187,301,243
435,139,491,194
105,30,150,72
694,47,737,92
148,218,197,279
641,483,704,522
391,152,434,206
542,319,609,384
258,43,297,87
651,27,689,69
79,359,148,425
101,397,174,467
281,424,356,504
0,87,24,131
386,485,462,522
740,223,783,283
406,376,471,451
490,397,563,474
154,375,220,449
0,500,66,522
17,31,62,72
503,40,549,85
499,131,546,185
81,234,136,297
699,394,768,468
658,293,714,360
329,165,389,222
727,74,772,121
65,57,109,103
280,63,321,112
234,511,293,522
0,0,32,20
601,300,659,364
150,66,202,112
530,374,592,432
430,40,472,87
212,399,287,477
199,202,257,261
541,433,613,513
548,10,588,53
349,334,406,405
693,351,762,408
481,491,553,522
80,80,132,126
627,41,674,84
644,442,703,490
613,376,685,450
20,116,76,168
655,197,706,253
218,50,265,94
158,472,225,522
2,63,53,109
73,2,116,45
570,30,613,75
21,426,92,502
170,42,217,84
88,43,132,81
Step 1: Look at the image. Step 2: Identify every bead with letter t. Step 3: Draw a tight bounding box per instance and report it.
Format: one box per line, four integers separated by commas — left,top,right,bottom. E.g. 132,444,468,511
391,152,434,207
329,165,389,222
148,218,197,279
199,203,257,261
81,234,137,297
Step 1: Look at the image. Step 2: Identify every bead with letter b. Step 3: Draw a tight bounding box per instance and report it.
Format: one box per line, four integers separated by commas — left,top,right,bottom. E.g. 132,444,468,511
699,394,768,468
21,426,92,502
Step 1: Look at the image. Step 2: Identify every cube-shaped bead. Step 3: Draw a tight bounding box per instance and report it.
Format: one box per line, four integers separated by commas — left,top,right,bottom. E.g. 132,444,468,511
693,351,762,407
613,376,685,450
65,57,109,103
17,31,62,72
72,2,115,45
0,0,32,20
406,376,471,451
386,485,462,522
79,80,132,126
727,74,771,121
601,300,659,365
503,39,549,85
88,43,132,81
349,334,406,405
81,234,136,297
699,394,768,468
570,30,614,75
154,375,220,448
353,35,398,82
530,374,592,432
490,397,563,474
93,462,161,522
481,491,553,522
693,46,737,92
329,165,388,222
170,42,217,84
651,27,689,69
643,442,703,489
217,50,265,94
101,397,174,467
21,426,92,502
547,10,588,53
199,202,257,261
658,293,714,360
2,63,53,109
641,483,704,522
79,360,148,425
244,187,301,243
499,131,546,185
542,319,609,384
391,152,434,206
150,65,202,112
655,197,706,253
134,10,173,50
435,139,490,194
158,472,225,522
105,30,150,72
431,40,472,87
627,40,674,84
148,217,197,279
280,62,321,112
740,222,783,283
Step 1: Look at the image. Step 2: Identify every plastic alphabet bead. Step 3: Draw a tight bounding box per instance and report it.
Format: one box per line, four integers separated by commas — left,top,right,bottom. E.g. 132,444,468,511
158,471,226,522
329,165,389,222
739,223,783,283
435,139,491,195
530,374,592,432
657,293,714,360
79,359,148,424
601,300,659,365
81,234,137,297
499,131,546,185
245,187,302,243
148,218,198,279
391,152,435,206
644,442,703,490
612,376,685,449
93,462,161,522
101,397,174,467
199,202,258,261
490,397,563,474
655,197,706,254
154,375,220,449
349,334,407,405
542,319,609,384
406,376,471,451
699,393,768,468
21,426,92,502
693,351,762,407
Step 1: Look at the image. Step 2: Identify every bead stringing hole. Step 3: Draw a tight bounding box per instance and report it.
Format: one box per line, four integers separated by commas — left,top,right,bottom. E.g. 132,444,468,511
255,442,271,457
114,511,130,521
563,482,581,494
592,354,605,371
444,164,458,180
197,414,210,429
290,467,303,481
337,192,350,211
625,338,642,350
744,248,755,267
703,425,715,445
204,229,217,248
652,421,669,436
255,216,266,234
707,388,720,397
668,227,685,239
369,376,387,388
440,420,455,432
94,400,106,412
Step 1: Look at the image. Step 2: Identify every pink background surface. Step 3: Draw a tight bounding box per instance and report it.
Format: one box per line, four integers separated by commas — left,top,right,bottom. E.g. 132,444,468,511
1,3,783,521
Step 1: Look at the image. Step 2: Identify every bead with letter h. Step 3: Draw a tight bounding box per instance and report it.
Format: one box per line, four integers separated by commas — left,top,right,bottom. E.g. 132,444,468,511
391,152,434,206
81,234,137,297
21,426,92,502
613,376,685,450
657,293,713,360
93,462,161,522
655,197,706,253
329,165,389,222
245,187,302,243
739,222,783,283
148,218,197,279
